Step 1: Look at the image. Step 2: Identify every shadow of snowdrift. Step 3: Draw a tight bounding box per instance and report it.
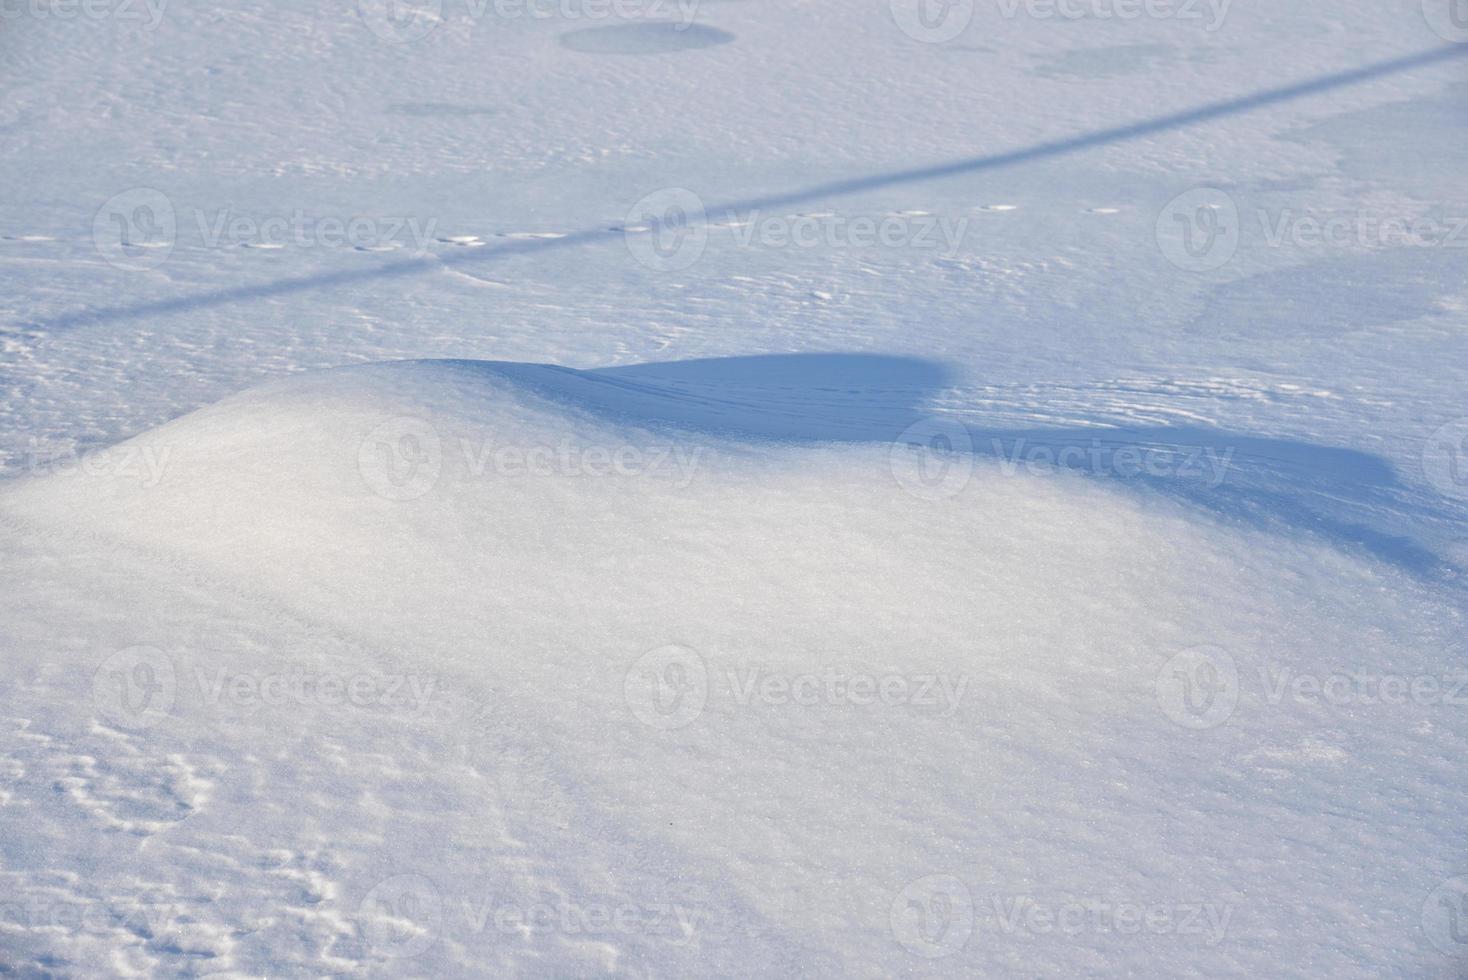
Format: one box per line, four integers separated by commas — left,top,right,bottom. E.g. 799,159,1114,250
455,353,1455,582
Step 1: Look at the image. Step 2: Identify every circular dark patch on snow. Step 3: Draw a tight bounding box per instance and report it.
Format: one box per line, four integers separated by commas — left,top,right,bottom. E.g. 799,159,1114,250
559,22,734,55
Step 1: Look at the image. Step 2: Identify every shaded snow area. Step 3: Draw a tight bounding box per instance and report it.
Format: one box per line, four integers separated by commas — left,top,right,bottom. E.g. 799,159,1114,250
2,0,1467,976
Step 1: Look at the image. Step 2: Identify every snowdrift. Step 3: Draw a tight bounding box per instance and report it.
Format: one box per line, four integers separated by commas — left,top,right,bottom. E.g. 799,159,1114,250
1,358,1463,976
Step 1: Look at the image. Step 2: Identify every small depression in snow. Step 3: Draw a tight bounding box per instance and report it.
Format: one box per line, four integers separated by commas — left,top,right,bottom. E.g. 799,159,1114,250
559,22,734,55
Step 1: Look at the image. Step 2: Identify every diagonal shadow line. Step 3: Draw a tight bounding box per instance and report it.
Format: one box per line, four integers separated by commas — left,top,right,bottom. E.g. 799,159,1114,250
20,43,1468,334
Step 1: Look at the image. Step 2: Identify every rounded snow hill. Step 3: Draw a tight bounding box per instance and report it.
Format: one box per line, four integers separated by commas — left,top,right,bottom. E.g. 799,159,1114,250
1,359,1463,976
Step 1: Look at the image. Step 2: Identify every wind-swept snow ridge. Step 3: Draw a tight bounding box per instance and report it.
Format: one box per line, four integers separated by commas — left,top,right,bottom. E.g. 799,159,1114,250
1,358,1464,976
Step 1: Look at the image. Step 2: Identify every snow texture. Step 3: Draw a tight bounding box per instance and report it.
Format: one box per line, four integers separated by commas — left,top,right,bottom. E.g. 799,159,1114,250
1,0,1467,976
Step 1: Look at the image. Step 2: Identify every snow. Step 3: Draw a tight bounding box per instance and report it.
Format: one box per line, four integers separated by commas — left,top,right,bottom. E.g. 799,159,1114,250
2,0,1467,976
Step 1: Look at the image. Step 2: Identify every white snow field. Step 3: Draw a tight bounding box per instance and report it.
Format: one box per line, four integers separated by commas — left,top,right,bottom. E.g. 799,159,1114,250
2,0,1467,976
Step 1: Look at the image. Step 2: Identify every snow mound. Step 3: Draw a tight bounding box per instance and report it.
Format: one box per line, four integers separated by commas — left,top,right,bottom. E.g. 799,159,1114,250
1,358,1463,976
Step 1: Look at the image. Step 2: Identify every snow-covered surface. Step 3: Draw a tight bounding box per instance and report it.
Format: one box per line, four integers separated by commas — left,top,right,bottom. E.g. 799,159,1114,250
2,0,1466,976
